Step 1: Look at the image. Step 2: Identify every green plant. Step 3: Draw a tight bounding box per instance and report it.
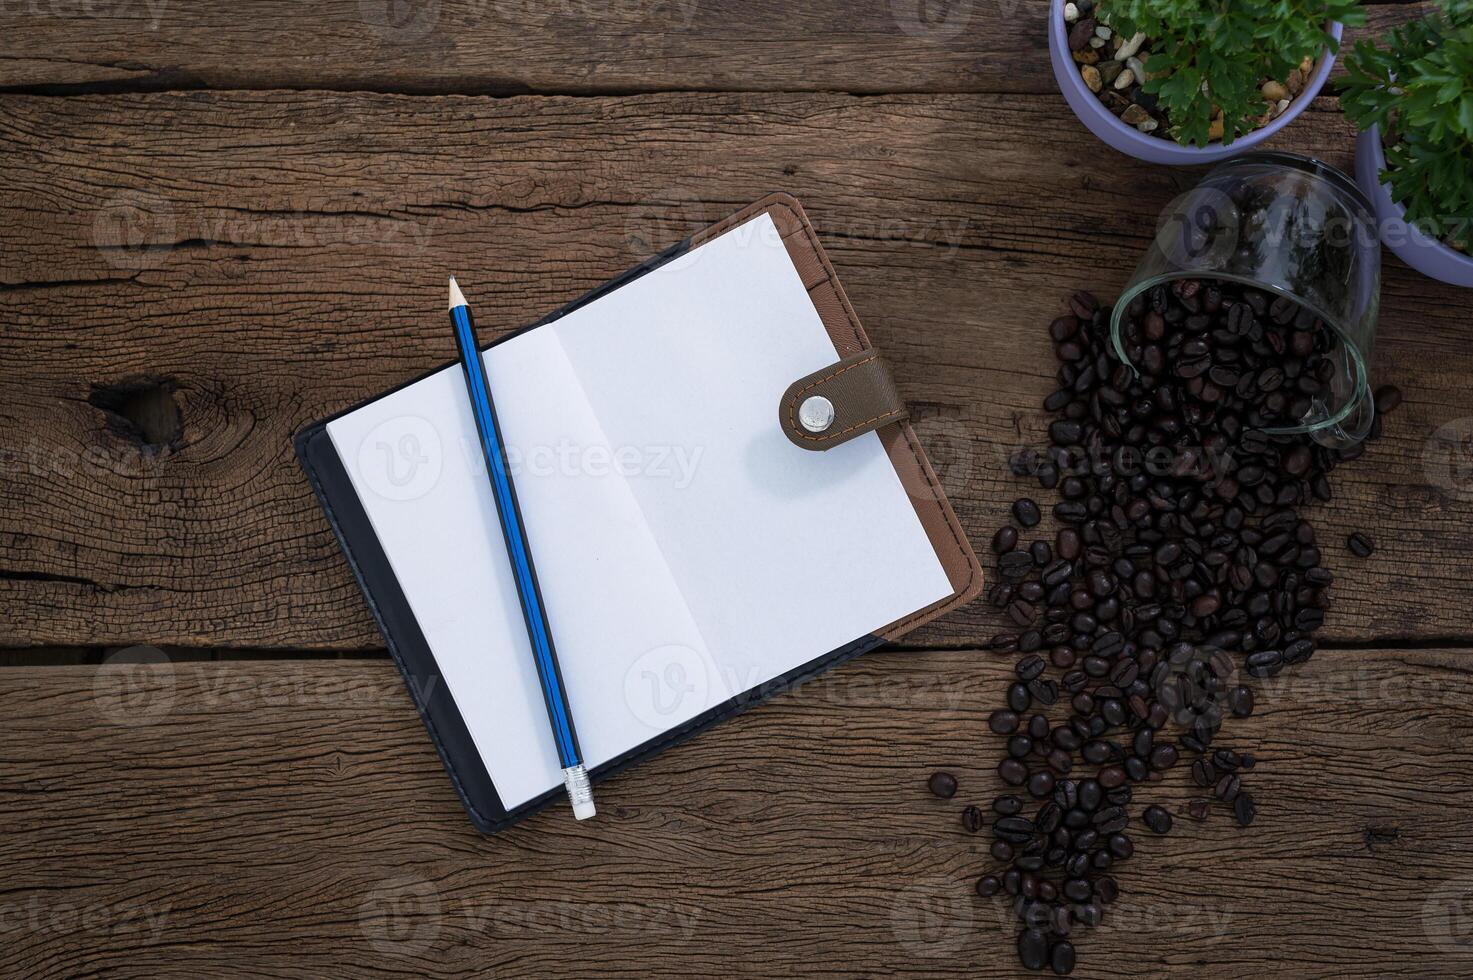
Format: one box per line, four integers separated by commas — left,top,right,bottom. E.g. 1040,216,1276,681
1100,0,1364,147
1342,0,1473,252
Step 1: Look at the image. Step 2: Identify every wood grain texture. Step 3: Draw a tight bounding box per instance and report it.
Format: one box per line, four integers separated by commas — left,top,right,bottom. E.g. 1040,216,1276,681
2,90,1469,651
0,0,1429,95
3,647,1471,977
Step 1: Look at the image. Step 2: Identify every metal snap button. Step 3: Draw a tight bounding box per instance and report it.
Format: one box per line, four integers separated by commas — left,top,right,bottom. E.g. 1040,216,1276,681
798,395,835,433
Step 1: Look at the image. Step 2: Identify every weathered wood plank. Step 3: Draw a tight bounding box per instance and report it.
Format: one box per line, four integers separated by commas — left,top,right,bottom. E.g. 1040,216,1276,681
0,0,1427,96
2,647,1470,977
0,92,1468,651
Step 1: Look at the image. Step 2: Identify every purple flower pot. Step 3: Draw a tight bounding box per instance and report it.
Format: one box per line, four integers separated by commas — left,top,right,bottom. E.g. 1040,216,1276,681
1355,125,1473,288
1048,0,1344,165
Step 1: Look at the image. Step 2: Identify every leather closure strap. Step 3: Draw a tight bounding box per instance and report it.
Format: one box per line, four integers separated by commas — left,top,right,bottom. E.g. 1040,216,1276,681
779,349,908,451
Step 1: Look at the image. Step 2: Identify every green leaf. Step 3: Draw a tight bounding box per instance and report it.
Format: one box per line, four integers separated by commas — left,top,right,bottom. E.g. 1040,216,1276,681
1341,0,1472,231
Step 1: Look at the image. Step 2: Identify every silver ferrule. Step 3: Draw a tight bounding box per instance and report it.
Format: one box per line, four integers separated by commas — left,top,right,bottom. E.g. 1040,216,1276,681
562,764,596,820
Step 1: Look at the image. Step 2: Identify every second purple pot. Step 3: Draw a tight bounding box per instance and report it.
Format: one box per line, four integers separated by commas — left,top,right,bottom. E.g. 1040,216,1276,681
1355,125,1473,288
1048,0,1344,165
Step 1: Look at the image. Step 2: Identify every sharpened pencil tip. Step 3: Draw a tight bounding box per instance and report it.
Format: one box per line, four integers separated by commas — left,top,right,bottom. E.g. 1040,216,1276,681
448,276,467,311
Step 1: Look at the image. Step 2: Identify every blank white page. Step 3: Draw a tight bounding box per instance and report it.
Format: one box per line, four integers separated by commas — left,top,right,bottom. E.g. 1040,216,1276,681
327,211,952,810
552,213,954,695
326,326,714,809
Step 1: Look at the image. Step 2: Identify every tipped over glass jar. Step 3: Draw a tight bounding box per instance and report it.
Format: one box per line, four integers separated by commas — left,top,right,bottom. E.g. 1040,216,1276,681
1110,152,1381,449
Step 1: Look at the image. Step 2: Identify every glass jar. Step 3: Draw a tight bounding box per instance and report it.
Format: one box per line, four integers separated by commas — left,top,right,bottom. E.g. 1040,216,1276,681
1110,152,1381,448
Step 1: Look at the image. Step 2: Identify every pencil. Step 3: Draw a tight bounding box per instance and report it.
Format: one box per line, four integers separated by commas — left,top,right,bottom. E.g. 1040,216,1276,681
449,276,595,820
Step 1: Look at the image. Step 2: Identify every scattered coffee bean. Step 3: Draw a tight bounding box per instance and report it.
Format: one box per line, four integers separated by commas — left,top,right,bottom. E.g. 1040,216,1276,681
953,286,1393,975
1014,498,1042,528
1141,805,1173,834
1347,532,1375,557
999,759,1028,786
961,805,985,833
1018,928,1048,971
1017,655,1047,681
1234,792,1257,827
994,795,1023,815
927,771,957,798
1227,685,1254,717
1028,771,1056,799
1050,940,1076,976
1191,758,1216,787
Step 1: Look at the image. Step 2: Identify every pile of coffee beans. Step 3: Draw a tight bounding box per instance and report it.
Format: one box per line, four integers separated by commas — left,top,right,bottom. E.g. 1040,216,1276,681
930,282,1400,975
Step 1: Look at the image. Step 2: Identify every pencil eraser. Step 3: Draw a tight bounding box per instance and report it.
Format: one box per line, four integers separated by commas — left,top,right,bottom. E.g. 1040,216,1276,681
563,764,596,820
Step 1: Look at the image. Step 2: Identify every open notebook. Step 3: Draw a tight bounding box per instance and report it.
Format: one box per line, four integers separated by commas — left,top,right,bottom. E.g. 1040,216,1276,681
296,195,981,832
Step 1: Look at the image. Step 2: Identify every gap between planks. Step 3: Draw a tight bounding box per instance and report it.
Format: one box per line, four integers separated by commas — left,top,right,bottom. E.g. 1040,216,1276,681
6,639,1473,668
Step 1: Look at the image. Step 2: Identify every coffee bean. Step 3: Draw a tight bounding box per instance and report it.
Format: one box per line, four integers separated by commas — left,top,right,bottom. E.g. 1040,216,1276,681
1228,685,1254,717
989,710,1020,735
1054,501,1087,522
998,759,1028,786
1347,532,1375,557
1374,384,1402,414
1091,805,1129,834
1018,928,1048,971
1013,498,1042,528
1246,649,1284,678
1050,940,1076,976
993,526,1019,554
1028,771,1056,799
977,874,1001,897
988,632,1019,654
927,772,958,798
1190,593,1220,618
1062,878,1091,902
1008,600,1037,626
994,795,1023,815
961,805,985,833
994,815,1035,843
1073,772,1106,804
1051,420,1084,445
1141,805,1173,834
1234,792,1257,826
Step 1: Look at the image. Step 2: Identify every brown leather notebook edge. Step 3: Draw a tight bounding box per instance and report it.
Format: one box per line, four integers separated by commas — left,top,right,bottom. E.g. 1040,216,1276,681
693,193,984,641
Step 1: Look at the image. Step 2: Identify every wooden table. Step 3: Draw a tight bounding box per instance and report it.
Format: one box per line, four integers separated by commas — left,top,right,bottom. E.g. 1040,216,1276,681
4,2,1471,976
